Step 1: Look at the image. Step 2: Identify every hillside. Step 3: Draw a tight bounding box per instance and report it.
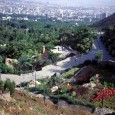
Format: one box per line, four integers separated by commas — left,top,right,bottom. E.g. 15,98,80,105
0,90,93,115
92,13,115,29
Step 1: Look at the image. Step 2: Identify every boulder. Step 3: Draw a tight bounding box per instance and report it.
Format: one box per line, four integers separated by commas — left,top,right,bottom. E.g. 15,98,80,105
28,80,35,88
36,94,44,98
28,80,41,88
73,66,94,83
51,86,58,93
5,58,18,68
82,82,96,89
35,81,41,85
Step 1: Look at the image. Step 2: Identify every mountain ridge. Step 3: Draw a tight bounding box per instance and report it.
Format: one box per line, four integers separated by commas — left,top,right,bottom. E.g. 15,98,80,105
92,13,115,29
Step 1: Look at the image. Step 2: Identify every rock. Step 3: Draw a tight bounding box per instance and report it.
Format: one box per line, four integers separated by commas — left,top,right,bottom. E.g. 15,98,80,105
5,58,18,69
94,107,115,115
35,81,41,85
73,66,94,83
90,82,96,89
28,80,41,88
28,80,35,88
82,82,96,89
30,107,33,110
36,94,44,98
58,100,68,107
82,83,89,87
51,86,58,93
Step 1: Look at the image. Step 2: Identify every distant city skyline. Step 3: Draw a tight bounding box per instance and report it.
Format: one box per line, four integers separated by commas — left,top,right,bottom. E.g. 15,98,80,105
29,0,115,6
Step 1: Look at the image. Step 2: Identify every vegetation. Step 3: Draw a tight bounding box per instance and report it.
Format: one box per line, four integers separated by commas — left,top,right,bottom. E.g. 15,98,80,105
0,90,93,115
0,79,16,95
95,50,103,62
100,25,115,57
94,96,115,109
61,67,79,79
0,80,3,90
51,94,95,109
92,13,115,29
0,19,96,74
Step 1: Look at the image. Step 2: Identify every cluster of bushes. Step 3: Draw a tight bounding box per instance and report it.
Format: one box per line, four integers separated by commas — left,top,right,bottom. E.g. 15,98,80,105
0,79,15,95
50,94,95,110
94,96,115,109
100,79,115,88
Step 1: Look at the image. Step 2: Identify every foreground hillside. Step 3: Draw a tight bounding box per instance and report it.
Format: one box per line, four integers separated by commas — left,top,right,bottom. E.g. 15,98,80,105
0,90,93,115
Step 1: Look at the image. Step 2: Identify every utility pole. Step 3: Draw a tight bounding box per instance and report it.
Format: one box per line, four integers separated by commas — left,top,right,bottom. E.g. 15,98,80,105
42,78,46,105
34,70,37,92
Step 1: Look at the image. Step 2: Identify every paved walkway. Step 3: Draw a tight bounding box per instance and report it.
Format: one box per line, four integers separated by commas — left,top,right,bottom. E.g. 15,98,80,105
1,38,115,85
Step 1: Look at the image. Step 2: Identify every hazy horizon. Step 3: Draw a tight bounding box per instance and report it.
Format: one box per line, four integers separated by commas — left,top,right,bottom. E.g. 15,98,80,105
28,0,115,6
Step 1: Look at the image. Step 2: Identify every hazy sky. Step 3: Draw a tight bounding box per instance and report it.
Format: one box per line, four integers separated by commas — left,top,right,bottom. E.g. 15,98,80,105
32,0,115,6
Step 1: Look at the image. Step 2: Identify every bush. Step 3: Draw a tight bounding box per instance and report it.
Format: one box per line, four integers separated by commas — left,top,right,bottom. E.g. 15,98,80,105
61,67,79,79
60,86,68,94
95,50,103,62
94,96,115,109
92,60,98,65
51,94,95,109
84,60,92,65
0,80,3,91
77,86,89,96
4,79,16,95
92,88,115,102
47,74,64,87
100,79,115,88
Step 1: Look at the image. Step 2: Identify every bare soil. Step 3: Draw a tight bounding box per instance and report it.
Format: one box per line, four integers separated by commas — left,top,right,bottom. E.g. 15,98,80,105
0,90,94,115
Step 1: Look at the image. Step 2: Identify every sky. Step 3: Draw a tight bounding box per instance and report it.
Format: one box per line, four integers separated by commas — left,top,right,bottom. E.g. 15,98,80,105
30,0,115,6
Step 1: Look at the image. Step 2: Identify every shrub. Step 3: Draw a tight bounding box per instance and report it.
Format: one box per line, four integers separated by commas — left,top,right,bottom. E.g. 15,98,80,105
51,94,95,109
4,79,16,95
100,79,115,88
94,96,115,109
60,86,68,94
0,80,3,91
77,86,89,96
84,60,92,65
92,59,98,65
92,88,115,102
61,67,79,79
47,74,64,87
95,50,103,62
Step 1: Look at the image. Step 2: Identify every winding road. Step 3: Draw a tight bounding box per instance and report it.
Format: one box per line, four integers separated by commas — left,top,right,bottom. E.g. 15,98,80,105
1,37,115,85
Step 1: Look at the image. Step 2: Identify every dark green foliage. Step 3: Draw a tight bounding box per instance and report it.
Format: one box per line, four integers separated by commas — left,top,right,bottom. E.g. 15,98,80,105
100,78,115,88
47,74,64,87
101,26,115,57
94,96,115,109
0,80,3,91
51,94,95,109
0,19,96,74
48,51,60,63
4,79,16,95
66,25,97,53
95,50,103,62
